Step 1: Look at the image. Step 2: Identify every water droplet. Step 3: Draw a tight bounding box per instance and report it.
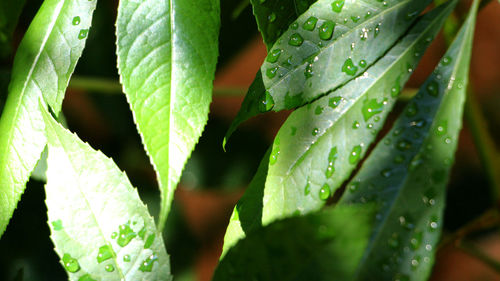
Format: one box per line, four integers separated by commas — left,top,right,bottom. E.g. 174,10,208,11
342,58,358,76
396,139,412,151
304,63,313,78
266,49,282,63
442,56,452,65
111,232,117,239
331,0,345,13
319,20,335,40
351,15,361,23
365,11,372,18
78,29,89,40
143,233,155,249
291,22,299,30
359,60,367,68
139,253,159,272
284,91,303,109
428,216,439,231
349,145,362,164
105,264,115,272
52,220,63,231
325,147,338,178
117,222,137,247
422,189,437,206
97,245,114,263
319,184,331,200
380,168,392,178
410,118,426,128
352,121,360,129
72,16,81,26
391,78,401,97
288,33,304,46
304,182,311,195
362,98,384,121
269,147,280,165
411,255,421,270
426,80,439,97
123,254,131,262
374,23,382,37
405,103,418,117
394,154,405,164
410,231,423,250
312,128,320,136
360,28,369,40
388,233,400,248
259,91,274,112
348,181,360,192
268,13,276,22
328,96,343,108
425,244,433,251
62,253,80,273
435,120,448,136
303,16,318,31
266,66,278,78
315,105,323,115
78,274,96,281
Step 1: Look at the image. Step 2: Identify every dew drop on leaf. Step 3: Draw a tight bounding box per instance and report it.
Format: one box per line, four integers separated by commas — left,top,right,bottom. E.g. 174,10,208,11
96,244,114,263
342,58,358,76
139,253,159,272
362,98,384,121
144,233,155,249
331,0,344,13
105,264,115,272
78,274,96,281
72,16,81,26
302,16,318,31
352,121,360,129
325,147,338,178
117,222,136,247
62,253,80,273
318,184,331,201
349,145,362,164
78,29,88,40
288,33,304,46
51,219,63,231
123,254,131,262
304,182,311,195
328,96,343,108
318,20,335,40
268,12,276,23
266,49,282,63
426,80,439,97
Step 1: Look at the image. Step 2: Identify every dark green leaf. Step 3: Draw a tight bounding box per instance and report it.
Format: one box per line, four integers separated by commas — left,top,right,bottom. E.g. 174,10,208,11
116,0,220,231
251,0,317,49
0,0,97,237
214,206,374,281
225,0,432,144
41,104,172,280
338,1,478,280
0,0,27,57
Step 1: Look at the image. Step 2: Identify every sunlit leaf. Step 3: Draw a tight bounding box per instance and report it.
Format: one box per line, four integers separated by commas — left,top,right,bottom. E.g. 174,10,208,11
214,206,373,281
0,0,97,237
224,0,432,144
116,0,220,231
41,104,172,281
338,1,478,280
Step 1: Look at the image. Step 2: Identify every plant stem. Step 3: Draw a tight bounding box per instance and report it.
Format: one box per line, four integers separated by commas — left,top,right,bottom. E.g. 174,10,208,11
458,240,500,274
464,90,500,207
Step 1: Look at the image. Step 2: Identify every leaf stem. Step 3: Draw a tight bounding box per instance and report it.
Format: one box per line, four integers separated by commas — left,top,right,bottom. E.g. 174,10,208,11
457,240,500,274
464,89,500,207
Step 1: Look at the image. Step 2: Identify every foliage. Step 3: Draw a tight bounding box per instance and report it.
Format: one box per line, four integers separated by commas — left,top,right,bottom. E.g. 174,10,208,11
0,0,497,280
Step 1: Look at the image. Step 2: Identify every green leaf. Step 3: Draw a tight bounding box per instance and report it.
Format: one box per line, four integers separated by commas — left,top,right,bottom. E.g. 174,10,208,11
338,1,479,280
41,104,172,281
251,0,317,49
116,0,220,231
224,0,432,144
221,148,270,258
0,0,97,237
260,2,456,225
214,206,374,281
0,0,26,57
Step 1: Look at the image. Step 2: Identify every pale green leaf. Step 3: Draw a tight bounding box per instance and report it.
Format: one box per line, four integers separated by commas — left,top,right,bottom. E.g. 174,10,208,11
251,0,317,49
338,1,478,280
116,0,220,231
214,206,374,281
41,104,172,281
224,0,432,144
261,2,456,225
0,0,97,237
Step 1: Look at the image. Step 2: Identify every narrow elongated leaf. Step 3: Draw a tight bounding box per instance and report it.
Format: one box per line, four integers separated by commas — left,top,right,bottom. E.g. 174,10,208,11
225,0,432,143
0,0,26,57
261,2,456,225
214,206,373,281
251,0,317,48
116,0,220,231
41,104,171,281
0,0,97,237
338,1,478,280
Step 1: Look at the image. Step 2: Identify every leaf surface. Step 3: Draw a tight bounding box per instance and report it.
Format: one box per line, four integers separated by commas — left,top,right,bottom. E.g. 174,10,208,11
251,0,317,49
260,2,456,225
214,206,373,281
225,0,432,143
0,0,97,237
116,0,220,231
42,104,172,281
338,1,478,280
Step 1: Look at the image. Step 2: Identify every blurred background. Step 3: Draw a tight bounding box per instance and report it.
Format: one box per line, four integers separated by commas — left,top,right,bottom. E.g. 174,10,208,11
0,0,499,280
